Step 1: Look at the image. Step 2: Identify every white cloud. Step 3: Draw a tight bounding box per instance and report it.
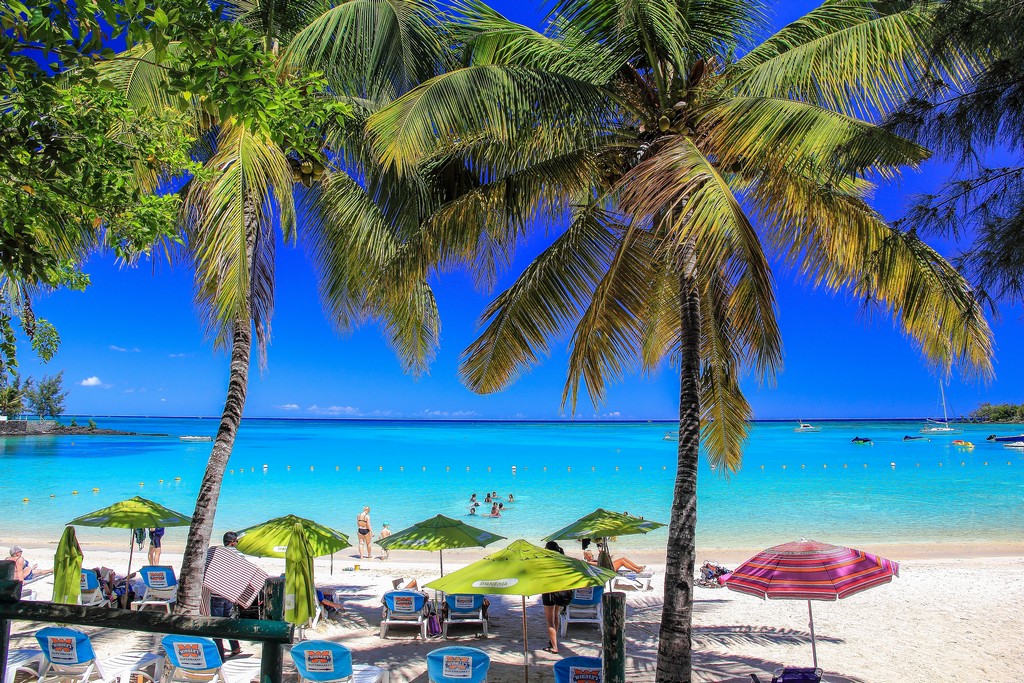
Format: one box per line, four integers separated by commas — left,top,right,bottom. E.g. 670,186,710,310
277,404,300,411
451,410,478,417
109,345,140,352
123,388,135,394
80,376,104,387
160,398,166,402
168,353,188,358
307,405,361,416
602,411,622,418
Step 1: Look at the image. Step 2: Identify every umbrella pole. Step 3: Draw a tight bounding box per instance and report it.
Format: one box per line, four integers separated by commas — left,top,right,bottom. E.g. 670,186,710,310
330,553,333,576
440,549,444,576
521,595,529,683
807,600,818,668
125,529,135,608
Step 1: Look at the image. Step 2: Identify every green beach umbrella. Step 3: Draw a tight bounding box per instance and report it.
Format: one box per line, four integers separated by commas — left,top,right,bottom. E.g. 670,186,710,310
542,508,665,542
284,522,316,627
236,514,351,559
377,514,504,574
543,508,666,570
67,496,192,582
425,539,616,682
52,526,83,604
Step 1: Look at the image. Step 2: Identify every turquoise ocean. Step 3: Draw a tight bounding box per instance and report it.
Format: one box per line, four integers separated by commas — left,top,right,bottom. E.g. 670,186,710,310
2,418,1023,549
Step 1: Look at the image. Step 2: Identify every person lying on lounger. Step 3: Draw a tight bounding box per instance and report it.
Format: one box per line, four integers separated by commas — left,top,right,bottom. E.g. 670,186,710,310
8,546,53,582
581,539,646,572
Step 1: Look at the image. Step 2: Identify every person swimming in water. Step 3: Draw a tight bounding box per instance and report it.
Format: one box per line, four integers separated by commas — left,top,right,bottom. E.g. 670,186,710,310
488,503,500,517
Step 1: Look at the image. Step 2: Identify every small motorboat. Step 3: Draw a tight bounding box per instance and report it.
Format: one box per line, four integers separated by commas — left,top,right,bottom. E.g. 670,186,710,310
663,431,678,441
987,434,1024,442
793,421,821,433
179,435,213,442
903,435,929,442
951,439,974,448
851,437,873,445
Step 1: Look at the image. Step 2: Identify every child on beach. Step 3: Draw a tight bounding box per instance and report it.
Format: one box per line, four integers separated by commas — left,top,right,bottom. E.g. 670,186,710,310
378,523,391,560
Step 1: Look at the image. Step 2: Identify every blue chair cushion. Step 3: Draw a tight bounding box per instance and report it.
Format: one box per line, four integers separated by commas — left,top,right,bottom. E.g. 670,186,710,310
140,566,177,589
79,570,99,591
162,635,223,670
445,594,485,614
36,627,95,666
554,656,602,683
774,668,822,683
426,646,490,683
569,586,603,606
290,641,353,682
383,591,426,614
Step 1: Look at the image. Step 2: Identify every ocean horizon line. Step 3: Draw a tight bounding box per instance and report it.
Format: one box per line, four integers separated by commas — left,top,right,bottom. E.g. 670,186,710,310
42,414,992,424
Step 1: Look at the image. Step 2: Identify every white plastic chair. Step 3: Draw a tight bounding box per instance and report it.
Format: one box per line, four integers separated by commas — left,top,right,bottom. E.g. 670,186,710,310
442,595,487,639
379,591,429,639
34,627,161,683
560,586,604,636
5,648,43,683
161,636,261,683
610,569,654,591
131,566,177,613
77,571,109,607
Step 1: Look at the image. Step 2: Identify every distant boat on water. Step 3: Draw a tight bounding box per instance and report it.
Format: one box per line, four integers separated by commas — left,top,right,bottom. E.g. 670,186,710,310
793,421,821,433
987,434,1024,442
179,435,213,442
1003,442,1024,450
903,435,929,442
919,381,963,435
663,431,678,441
851,437,872,444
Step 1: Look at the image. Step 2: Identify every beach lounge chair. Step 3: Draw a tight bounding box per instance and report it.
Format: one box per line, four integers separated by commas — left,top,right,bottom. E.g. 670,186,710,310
749,667,823,683
554,656,602,683
442,594,488,639
379,590,429,640
5,648,43,683
610,569,654,591
290,641,387,683
425,646,489,683
131,566,177,613
161,635,262,683
559,586,604,636
33,627,162,683
78,570,109,607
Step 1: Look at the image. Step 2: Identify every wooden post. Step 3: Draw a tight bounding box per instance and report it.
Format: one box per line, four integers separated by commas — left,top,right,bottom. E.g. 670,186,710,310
602,591,626,683
260,577,287,683
0,560,21,683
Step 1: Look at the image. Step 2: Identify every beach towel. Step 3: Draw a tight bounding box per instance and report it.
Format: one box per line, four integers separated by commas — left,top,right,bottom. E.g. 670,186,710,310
201,546,268,616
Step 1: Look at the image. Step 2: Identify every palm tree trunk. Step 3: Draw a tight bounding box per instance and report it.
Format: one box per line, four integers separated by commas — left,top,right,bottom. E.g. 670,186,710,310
656,254,701,683
173,319,252,615
174,192,259,616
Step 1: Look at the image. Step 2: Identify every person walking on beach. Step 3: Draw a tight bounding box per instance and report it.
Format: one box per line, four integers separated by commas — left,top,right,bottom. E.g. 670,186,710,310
147,527,165,565
378,523,391,560
541,541,566,653
356,506,373,559
209,532,243,660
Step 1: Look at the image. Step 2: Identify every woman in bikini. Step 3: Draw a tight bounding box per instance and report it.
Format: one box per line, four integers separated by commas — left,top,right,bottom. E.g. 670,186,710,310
356,506,373,559
582,539,645,572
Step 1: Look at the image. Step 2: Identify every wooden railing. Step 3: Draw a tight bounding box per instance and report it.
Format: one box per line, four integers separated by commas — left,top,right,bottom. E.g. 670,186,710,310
0,561,294,683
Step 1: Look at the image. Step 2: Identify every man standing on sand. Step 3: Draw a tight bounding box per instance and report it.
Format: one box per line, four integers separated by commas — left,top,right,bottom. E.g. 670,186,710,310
208,532,244,660
356,506,373,559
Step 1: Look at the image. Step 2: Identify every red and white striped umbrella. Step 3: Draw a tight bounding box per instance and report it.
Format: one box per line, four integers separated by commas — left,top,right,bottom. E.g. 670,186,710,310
725,539,899,667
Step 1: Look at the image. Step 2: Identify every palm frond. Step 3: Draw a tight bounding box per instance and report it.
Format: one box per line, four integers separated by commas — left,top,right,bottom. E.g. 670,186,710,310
284,0,450,101
460,207,620,394
751,168,994,378
365,64,611,175
725,2,969,118
562,223,655,411
183,121,293,361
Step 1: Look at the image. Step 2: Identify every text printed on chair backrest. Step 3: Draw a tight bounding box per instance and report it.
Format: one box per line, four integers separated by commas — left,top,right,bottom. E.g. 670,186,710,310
172,641,210,670
45,635,81,665
442,655,473,679
569,665,601,683
574,587,594,601
454,595,476,610
290,642,353,681
162,636,222,671
387,592,422,613
79,570,98,591
303,650,335,674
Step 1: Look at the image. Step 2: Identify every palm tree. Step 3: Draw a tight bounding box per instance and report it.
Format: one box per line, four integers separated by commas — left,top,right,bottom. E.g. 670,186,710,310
365,1,995,680
98,0,455,614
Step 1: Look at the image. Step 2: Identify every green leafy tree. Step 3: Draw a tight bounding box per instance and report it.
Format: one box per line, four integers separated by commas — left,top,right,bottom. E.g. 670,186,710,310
97,0,464,615
889,0,1024,303
367,1,995,679
24,371,67,419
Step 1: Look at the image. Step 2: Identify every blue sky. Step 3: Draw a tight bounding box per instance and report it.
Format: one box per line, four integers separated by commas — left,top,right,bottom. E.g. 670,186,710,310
14,1,1024,420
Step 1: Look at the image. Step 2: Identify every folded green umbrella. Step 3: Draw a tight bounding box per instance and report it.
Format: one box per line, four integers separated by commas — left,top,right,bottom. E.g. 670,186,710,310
52,526,83,604
426,539,616,683
236,514,350,559
377,514,504,574
284,522,316,627
68,496,192,582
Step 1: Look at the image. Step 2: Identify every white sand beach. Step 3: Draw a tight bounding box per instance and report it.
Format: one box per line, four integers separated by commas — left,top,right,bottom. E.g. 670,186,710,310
5,540,1024,682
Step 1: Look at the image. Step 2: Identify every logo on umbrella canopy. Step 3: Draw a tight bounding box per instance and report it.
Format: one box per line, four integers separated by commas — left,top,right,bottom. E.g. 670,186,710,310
472,578,519,588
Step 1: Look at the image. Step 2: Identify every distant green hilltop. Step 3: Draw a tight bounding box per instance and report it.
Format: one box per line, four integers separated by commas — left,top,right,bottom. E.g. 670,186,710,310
970,403,1024,423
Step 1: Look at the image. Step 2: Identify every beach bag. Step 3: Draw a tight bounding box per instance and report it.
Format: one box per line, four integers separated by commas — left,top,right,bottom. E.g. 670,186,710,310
427,613,442,636
551,590,573,607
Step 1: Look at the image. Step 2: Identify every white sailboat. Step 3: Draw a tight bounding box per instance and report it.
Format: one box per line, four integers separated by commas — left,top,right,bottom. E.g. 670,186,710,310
920,382,962,435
